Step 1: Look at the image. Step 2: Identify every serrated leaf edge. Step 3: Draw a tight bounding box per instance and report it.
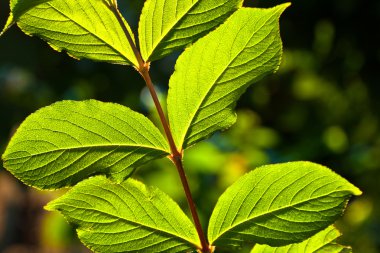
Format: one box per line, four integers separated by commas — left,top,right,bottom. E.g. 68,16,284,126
45,176,202,250
210,161,362,245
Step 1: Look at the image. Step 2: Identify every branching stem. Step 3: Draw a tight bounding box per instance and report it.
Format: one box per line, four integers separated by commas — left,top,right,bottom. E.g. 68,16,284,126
139,65,178,156
170,153,211,253
139,64,210,253
123,30,211,252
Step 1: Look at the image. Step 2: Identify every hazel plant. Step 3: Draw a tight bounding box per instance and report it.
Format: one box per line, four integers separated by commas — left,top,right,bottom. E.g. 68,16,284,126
1,0,361,252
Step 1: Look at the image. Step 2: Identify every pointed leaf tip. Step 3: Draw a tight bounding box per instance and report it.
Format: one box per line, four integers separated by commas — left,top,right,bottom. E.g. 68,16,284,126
0,16,14,37
1,0,53,36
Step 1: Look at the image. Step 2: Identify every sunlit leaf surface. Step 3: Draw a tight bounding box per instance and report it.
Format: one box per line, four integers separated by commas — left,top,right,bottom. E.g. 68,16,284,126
208,162,361,249
251,226,352,253
167,4,289,150
138,0,242,61
46,176,201,252
2,0,139,66
2,100,169,189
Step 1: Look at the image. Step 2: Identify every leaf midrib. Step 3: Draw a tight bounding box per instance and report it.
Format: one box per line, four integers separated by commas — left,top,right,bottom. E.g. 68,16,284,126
56,194,201,249
6,143,169,160
177,9,274,149
211,189,352,244
144,0,201,60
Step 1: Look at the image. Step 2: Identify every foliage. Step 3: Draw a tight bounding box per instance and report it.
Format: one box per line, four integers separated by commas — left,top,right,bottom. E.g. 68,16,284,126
251,226,352,253
1,0,362,252
46,176,201,252
167,5,285,149
207,162,360,248
2,100,169,189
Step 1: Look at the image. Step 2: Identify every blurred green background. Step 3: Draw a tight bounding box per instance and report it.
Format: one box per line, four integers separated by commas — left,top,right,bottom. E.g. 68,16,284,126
1,0,379,252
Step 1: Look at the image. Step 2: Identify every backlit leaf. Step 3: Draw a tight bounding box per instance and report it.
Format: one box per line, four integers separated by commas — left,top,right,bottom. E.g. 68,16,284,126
46,176,201,252
2,100,170,189
208,162,361,249
138,0,243,61
167,4,289,150
251,226,352,253
1,0,139,66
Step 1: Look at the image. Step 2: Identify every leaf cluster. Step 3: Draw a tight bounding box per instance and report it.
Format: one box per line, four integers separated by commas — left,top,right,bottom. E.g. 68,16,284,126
1,0,361,252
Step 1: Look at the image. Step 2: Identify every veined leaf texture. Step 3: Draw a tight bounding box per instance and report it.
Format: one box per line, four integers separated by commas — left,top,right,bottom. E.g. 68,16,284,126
2,100,170,189
46,176,201,252
208,162,361,249
0,1,363,252
251,226,352,253
139,0,243,61
168,4,289,150
2,0,139,66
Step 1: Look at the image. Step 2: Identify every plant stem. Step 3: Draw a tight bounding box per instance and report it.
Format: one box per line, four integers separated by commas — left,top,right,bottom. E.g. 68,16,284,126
170,154,211,253
122,26,210,250
139,65,178,156
139,65,210,253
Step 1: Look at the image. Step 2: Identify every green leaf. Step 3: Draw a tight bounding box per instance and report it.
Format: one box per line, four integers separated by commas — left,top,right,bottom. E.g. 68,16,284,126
251,226,352,253
138,0,243,62
46,176,201,252
2,100,170,189
167,4,289,150
207,161,361,249
1,0,52,36
1,0,139,66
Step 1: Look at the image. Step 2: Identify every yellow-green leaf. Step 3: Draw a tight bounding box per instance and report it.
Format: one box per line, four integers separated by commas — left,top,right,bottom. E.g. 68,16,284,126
46,176,201,252
2,100,170,189
138,0,243,61
208,162,361,249
251,226,352,253
2,0,139,66
167,4,289,150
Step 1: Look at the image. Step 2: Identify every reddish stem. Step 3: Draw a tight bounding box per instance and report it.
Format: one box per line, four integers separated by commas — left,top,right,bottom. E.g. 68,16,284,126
170,154,211,253
139,65,210,252
139,65,178,156
121,26,211,250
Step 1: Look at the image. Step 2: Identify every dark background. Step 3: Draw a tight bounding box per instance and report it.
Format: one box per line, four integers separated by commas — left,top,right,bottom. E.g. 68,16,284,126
1,0,379,252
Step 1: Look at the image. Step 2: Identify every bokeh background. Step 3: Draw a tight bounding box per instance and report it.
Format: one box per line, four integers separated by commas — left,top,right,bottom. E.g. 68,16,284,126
1,0,379,252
